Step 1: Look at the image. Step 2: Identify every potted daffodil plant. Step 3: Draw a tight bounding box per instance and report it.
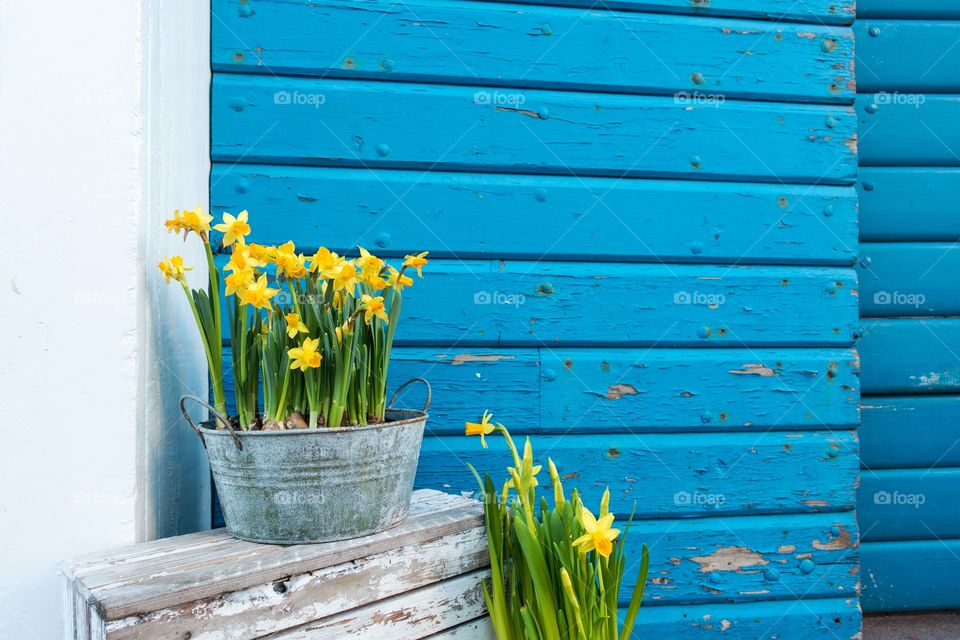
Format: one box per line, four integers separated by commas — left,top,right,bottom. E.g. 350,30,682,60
161,207,431,544
466,411,649,639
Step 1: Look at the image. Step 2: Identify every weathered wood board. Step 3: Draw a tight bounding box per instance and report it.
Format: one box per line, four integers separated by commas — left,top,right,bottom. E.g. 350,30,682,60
858,243,960,316
212,75,858,184
212,0,854,103
856,21,960,92
223,346,860,434
859,319,960,393
862,540,960,611
418,431,859,518
215,257,859,346
62,490,491,640
861,396,960,468
859,168,960,241
857,94,960,166
211,165,858,266
859,468,960,541
858,0,960,19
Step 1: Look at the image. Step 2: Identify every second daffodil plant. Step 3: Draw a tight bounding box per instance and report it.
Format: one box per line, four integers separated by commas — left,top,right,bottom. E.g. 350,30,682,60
159,207,427,429
466,411,649,640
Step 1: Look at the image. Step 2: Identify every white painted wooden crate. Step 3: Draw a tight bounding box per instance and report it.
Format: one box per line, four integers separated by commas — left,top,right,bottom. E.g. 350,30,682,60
62,490,494,639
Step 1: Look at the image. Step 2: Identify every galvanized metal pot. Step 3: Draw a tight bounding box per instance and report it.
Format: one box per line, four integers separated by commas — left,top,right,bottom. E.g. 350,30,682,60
179,378,430,544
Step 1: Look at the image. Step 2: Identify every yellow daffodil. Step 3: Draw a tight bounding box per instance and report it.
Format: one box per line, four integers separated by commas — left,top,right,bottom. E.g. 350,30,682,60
309,247,341,278
356,246,384,272
386,266,413,291
213,210,251,246
225,245,263,274
240,274,279,310
288,337,322,371
572,506,620,559
273,241,307,279
332,262,358,294
285,312,308,339
225,268,256,296
157,256,192,285
403,251,429,277
361,294,388,325
247,243,275,263
465,410,496,448
164,207,213,240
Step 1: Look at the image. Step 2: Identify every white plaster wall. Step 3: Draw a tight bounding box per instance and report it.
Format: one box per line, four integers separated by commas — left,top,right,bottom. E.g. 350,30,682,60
0,1,210,636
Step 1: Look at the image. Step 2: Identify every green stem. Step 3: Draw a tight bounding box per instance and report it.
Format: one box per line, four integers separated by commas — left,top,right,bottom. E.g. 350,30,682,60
180,281,226,416
274,365,291,422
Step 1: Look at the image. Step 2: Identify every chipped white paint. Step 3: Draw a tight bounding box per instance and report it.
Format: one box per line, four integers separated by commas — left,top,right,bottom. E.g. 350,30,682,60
63,491,490,639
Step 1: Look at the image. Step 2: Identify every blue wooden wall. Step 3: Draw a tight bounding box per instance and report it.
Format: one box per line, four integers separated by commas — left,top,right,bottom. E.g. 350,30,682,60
856,0,960,613
210,0,861,635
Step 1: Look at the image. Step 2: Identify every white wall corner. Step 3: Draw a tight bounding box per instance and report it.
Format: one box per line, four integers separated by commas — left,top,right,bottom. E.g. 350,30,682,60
0,0,211,637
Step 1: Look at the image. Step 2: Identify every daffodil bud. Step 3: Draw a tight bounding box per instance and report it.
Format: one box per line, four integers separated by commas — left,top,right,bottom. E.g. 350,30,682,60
548,458,565,507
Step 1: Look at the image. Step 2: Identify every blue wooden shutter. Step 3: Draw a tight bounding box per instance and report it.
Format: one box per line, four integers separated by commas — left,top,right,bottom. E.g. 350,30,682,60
211,0,861,634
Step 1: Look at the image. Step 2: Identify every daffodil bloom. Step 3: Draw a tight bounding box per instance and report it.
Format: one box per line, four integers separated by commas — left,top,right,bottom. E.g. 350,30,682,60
213,210,251,246
288,337,322,371
247,243,275,263
465,410,496,448
157,256,192,285
285,312,308,338
361,294,389,324
240,274,279,310
225,268,256,296
309,247,341,278
225,244,263,273
164,208,213,239
573,506,620,559
385,266,413,291
332,262,358,294
355,246,384,275
403,251,429,277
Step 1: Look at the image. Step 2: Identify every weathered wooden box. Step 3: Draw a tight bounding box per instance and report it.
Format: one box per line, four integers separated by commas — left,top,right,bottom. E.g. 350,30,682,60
62,490,493,639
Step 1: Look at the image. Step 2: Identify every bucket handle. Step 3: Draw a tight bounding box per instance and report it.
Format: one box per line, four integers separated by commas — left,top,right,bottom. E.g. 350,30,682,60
179,395,243,451
388,377,432,412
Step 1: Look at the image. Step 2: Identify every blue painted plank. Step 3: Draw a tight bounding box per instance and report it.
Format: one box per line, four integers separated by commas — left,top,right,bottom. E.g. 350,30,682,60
856,21,960,92
212,75,858,184
213,256,859,347
212,0,854,103
222,347,859,433
416,431,859,517
859,469,960,541
862,540,960,611
539,349,859,432
632,598,861,637
629,512,858,606
860,319,960,393
858,1,960,19
437,0,854,24
857,94,960,166
211,165,858,265
858,243,960,317
859,168,960,241
861,396,960,468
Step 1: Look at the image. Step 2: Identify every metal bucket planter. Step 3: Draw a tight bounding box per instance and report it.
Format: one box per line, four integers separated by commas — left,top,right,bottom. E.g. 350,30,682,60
179,378,430,544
